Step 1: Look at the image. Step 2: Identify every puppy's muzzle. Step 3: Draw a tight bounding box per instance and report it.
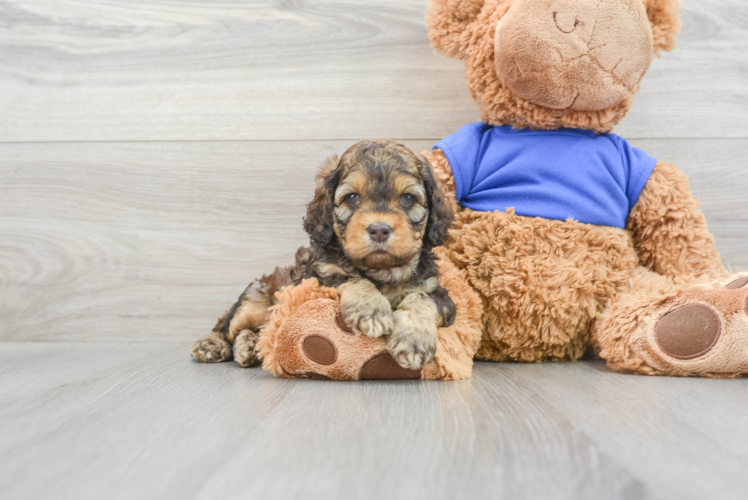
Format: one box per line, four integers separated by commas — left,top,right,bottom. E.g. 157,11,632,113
367,223,392,243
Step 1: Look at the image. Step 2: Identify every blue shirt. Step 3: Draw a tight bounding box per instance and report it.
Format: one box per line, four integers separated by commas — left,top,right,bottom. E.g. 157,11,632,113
434,123,657,228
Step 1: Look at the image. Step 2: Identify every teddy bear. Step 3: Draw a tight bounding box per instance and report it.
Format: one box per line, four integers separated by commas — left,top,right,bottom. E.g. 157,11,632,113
245,0,748,379
421,0,748,377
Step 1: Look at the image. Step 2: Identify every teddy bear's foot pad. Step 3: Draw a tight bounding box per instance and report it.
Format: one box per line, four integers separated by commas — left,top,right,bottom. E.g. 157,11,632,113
359,352,421,380
643,273,748,375
302,335,338,365
655,304,721,360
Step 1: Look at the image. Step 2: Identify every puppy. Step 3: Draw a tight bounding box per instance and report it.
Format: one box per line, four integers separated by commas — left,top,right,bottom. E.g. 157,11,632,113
192,139,456,370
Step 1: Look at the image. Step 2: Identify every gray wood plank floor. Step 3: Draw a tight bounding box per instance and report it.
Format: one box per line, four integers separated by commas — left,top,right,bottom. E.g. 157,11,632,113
1,0,748,498
2,343,748,500
1,0,746,141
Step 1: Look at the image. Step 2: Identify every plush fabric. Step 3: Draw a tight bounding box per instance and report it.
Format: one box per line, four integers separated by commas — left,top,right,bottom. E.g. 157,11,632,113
258,256,483,381
434,122,656,227
426,0,682,132
493,0,653,112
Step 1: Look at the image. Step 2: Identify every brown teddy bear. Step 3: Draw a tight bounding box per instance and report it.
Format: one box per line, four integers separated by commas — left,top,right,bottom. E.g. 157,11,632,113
422,0,748,377
244,0,748,379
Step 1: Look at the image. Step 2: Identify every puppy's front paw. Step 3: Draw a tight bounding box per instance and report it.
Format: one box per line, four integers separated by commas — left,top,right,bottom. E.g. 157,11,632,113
192,334,232,363
342,293,394,338
233,329,262,367
388,308,438,370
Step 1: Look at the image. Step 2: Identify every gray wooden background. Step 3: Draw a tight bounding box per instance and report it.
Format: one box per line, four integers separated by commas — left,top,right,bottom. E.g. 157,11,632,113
1,0,747,344
2,2,748,499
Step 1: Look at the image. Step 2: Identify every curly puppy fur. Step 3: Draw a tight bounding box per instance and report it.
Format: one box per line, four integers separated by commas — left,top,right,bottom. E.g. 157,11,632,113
192,140,456,370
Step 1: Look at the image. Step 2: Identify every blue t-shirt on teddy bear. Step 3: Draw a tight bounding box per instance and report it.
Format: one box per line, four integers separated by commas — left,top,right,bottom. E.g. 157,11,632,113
433,122,657,228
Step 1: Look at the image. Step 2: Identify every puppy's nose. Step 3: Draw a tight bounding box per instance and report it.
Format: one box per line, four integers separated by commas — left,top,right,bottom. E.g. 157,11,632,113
367,223,392,243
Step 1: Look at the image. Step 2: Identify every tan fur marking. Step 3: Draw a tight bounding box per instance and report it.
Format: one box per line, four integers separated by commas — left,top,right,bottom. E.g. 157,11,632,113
393,176,426,204
334,170,368,205
228,296,272,343
315,262,352,279
343,211,420,269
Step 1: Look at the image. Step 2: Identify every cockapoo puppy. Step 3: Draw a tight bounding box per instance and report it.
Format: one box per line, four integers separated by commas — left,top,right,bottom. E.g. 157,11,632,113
192,139,456,370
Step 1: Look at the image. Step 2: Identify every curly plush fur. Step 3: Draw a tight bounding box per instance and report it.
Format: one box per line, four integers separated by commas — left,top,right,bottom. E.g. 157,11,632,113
424,0,748,378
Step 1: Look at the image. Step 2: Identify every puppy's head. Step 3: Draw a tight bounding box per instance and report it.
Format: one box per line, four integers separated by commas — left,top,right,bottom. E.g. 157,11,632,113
304,140,452,270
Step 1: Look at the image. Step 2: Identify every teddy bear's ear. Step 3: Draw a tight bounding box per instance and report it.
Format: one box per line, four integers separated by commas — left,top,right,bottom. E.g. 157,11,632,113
643,0,682,54
426,0,485,59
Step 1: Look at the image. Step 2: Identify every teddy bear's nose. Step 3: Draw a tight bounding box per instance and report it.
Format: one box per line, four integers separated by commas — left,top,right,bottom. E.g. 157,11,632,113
553,10,580,34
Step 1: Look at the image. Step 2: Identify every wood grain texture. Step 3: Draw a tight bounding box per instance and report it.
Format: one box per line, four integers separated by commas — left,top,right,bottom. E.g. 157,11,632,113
0,0,746,142
1,138,747,343
1,344,747,500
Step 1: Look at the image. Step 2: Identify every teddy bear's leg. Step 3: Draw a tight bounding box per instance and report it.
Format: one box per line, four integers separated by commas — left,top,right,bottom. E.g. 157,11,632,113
594,267,748,377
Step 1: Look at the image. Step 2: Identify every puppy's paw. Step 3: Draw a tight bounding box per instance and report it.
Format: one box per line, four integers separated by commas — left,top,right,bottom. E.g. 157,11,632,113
342,293,394,338
233,329,262,368
388,308,438,370
192,334,232,363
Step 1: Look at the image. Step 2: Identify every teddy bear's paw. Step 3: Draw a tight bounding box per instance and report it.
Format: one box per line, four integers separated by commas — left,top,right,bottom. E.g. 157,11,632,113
644,273,748,375
233,329,261,368
341,293,394,338
387,309,438,370
192,334,232,363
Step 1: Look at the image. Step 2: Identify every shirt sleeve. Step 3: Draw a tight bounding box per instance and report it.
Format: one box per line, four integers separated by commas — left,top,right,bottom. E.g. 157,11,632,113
433,122,486,202
613,135,658,211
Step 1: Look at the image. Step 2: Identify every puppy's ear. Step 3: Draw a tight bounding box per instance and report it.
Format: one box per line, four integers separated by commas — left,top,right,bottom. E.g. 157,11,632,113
303,156,341,247
417,154,453,248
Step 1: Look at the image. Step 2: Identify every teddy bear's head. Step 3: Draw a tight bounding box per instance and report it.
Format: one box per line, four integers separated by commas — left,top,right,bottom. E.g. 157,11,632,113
427,0,681,132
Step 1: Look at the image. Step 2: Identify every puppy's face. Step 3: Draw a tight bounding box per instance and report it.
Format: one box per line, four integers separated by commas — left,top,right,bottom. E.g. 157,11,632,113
304,140,452,271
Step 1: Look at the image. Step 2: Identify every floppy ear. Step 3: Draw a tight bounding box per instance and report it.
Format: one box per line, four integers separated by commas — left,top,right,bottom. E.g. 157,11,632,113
303,156,341,247
417,154,453,249
643,0,682,53
426,0,485,60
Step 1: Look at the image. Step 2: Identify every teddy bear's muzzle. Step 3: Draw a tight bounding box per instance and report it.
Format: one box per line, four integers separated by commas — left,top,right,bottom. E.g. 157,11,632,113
493,0,653,112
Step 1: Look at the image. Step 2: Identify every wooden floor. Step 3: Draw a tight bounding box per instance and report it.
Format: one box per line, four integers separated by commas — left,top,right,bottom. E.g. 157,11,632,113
2,343,748,500
1,0,748,498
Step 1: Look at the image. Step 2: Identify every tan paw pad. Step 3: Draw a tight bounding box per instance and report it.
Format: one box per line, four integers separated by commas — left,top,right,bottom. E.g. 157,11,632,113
655,304,721,360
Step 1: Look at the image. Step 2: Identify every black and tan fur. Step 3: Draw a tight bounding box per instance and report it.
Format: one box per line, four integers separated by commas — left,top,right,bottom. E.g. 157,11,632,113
192,139,456,370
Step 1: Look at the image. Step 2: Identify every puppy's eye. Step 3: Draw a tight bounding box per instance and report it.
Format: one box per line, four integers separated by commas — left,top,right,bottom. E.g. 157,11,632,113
400,193,415,208
345,193,360,207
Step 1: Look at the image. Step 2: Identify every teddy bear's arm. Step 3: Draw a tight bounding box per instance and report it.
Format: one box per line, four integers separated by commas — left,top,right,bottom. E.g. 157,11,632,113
626,161,725,280
423,148,459,214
